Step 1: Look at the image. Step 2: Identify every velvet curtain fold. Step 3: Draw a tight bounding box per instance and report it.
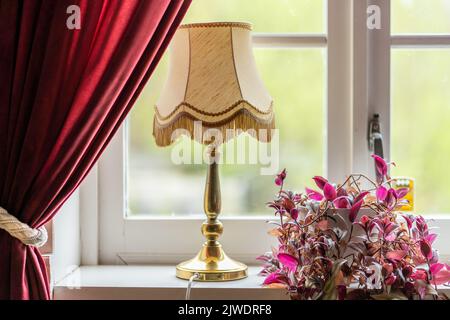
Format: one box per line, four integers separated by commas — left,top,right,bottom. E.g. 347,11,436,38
0,0,191,300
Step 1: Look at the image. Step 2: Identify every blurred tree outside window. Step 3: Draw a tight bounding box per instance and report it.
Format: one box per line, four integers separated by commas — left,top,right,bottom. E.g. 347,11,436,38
127,0,450,216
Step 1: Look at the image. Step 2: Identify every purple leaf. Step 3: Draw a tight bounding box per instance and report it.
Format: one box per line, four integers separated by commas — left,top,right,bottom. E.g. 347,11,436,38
290,208,299,220
384,221,398,237
385,233,396,242
376,186,388,201
275,169,287,186
371,154,388,176
430,263,445,275
305,188,324,201
420,239,433,261
395,187,409,199
402,214,414,229
337,187,348,197
354,191,369,204
425,233,437,245
337,285,347,300
349,199,363,223
385,188,397,209
402,266,413,278
411,269,427,281
256,254,271,262
312,176,328,190
277,253,298,273
355,215,371,231
333,196,352,209
386,250,407,261
385,274,397,286
323,183,337,201
431,264,450,285
263,272,283,285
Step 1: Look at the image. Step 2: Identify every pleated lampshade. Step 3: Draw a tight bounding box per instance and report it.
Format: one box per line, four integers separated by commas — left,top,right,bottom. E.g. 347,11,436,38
153,22,274,147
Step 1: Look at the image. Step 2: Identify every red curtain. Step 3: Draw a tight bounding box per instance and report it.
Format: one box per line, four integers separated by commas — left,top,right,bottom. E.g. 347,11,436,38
0,0,191,299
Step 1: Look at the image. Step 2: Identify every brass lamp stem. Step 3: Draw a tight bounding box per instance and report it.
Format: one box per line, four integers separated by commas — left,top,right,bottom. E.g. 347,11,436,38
203,146,223,246
175,145,248,281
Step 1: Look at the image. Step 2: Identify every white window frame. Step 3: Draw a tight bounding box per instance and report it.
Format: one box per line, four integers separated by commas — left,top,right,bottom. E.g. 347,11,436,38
352,0,450,259
79,0,450,266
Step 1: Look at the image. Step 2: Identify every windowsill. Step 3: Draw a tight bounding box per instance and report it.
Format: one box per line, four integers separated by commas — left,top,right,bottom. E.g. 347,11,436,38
53,265,288,300
54,265,450,300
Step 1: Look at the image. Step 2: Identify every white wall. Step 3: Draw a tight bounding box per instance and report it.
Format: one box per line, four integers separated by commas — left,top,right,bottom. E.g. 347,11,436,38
52,190,80,284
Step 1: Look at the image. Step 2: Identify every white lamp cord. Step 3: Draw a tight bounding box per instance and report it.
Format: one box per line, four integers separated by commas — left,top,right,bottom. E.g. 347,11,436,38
185,273,200,300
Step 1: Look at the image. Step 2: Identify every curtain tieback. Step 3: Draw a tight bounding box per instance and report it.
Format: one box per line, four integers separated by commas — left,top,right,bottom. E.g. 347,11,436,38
0,207,48,247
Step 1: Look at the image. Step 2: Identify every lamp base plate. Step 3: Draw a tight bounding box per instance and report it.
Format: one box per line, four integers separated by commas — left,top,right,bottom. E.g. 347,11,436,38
176,243,248,281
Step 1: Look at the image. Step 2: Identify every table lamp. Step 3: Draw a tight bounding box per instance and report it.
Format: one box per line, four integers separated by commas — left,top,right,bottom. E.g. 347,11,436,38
153,22,274,281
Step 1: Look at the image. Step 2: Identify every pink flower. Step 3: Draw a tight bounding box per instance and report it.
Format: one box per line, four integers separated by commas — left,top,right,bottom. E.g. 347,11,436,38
371,154,388,176
323,183,337,201
305,188,324,201
333,196,352,209
277,253,298,273
312,176,328,190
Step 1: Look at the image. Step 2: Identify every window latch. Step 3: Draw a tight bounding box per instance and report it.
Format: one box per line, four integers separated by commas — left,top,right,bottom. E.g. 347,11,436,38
369,114,384,182
368,114,383,157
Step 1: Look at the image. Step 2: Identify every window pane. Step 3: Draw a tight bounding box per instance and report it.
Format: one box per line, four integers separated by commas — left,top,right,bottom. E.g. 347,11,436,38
128,49,325,216
391,50,450,214
392,0,450,34
182,0,325,33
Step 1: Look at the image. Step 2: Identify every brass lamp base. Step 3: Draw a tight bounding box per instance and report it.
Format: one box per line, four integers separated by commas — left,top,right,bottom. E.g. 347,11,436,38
176,146,247,282
176,243,248,281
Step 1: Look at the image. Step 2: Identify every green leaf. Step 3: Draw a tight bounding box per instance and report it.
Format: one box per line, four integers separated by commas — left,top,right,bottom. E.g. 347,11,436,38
319,259,346,300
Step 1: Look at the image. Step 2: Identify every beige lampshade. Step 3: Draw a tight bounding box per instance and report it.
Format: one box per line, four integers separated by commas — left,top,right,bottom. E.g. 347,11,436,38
153,22,274,147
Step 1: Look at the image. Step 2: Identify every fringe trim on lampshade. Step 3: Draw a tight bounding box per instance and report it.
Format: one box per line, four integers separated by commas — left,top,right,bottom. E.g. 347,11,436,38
153,109,276,147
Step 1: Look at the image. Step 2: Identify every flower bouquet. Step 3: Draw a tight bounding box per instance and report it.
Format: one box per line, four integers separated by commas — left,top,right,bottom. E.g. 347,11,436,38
259,155,450,300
